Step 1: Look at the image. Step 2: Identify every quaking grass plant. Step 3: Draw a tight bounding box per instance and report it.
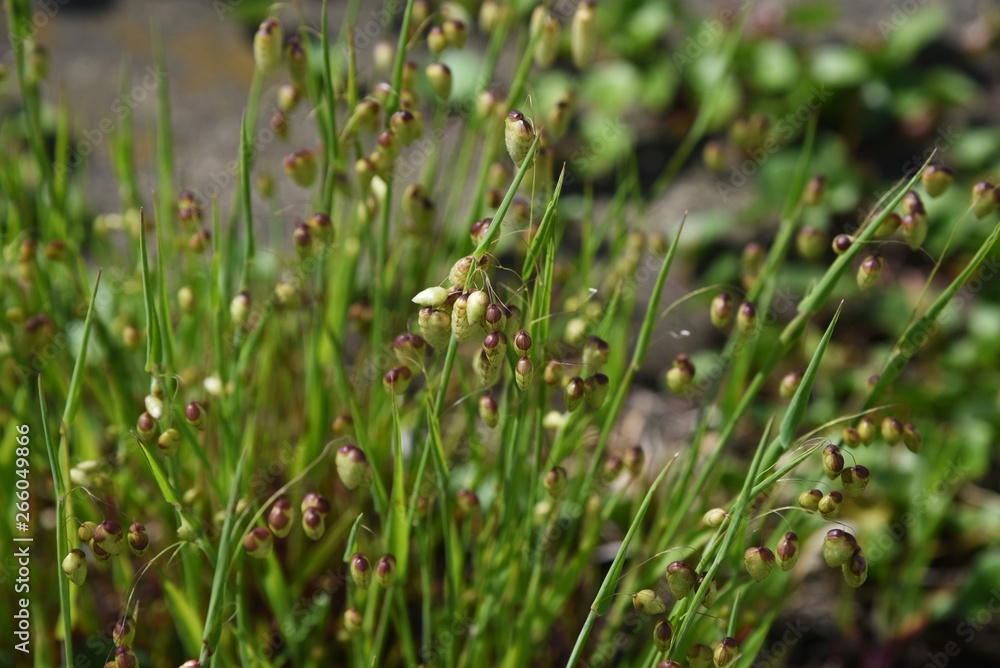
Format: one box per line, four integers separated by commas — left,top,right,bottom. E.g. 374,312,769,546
1,0,999,666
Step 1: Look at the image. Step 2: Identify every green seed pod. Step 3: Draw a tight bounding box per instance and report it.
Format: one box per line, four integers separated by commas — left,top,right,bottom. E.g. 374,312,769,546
583,336,610,371
95,520,124,556
293,223,312,259
127,522,149,556
533,11,561,67
548,92,573,138
184,401,207,431
285,35,306,87
841,465,871,498
473,396,498,430
484,303,506,333
742,242,765,289
243,526,274,559
426,62,452,99
477,89,499,120
831,234,853,255
971,181,999,219
79,521,98,543
483,331,508,366
823,444,845,480
696,573,717,608
703,508,728,527
841,426,861,448
714,637,738,667
796,226,828,261
419,307,452,350
445,294,471,342
882,417,903,445
776,531,799,571
156,427,180,457
818,490,843,518
624,445,645,476
543,361,564,387
653,618,673,651
512,329,532,357
803,174,826,206
283,149,317,188
355,156,377,191
473,349,501,388
376,554,397,588
515,356,533,391
798,488,822,511
584,373,609,408
393,333,427,371
632,589,667,615
504,110,534,166
336,445,372,490
466,290,489,328
744,546,776,582
177,285,196,314
701,138,725,172
666,354,695,394
901,213,928,248
276,83,299,113
921,165,953,197
228,291,251,328
601,455,624,484
344,608,364,635
267,498,294,538
687,643,714,668
270,111,289,141
874,211,902,238
902,423,922,453
177,190,202,229
843,547,868,588
253,18,283,74
564,316,588,347
113,615,136,647
543,466,567,498
665,561,696,600
902,190,925,216
373,40,395,75
114,646,138,668
448,256,475,289
389,110,419,146
710,292,733,329
91,539,112,562
857,417,876,445
189,228,212,255
413,286,450,309
62,549,87,585
779,370,803,400
121,324,141,351
822,529,857,568
350,552,372,589
427,25,448,55
564,376,585,412
571,1,596,68
737,301,757,336
302,507,326,541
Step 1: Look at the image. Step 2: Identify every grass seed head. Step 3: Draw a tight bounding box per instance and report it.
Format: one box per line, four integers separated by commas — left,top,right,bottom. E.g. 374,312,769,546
302,508,326,541
687,643,714,668
624,445,645,476
744,546,776,582
873,211,902,238
336,446,372,490
601,455,624,484
563,376,586,412
582,336,610,371
504,110,535,166
971,181,999,218
843,547,868,587
819,490,844,518
515,356,534,390
901,212,928,248
127,523,149,556
114,646,138,668
229,292,250,327
737,301,757,336
184,401,207,430
62,549,87,585
841,426,861,447
714,636,738,667
779,370,803,399
350,552,372,589
584,373,609,408
902,423,922,453
484,303,506,332
710,292,733,329
428,25,448,55
78,521,97,543
842,465,871,497
268,498,294,538
571,1,597,68
442,19,468,48
696,573,717,608
376,554,398,588
921,165,953,197
832,234,853,255
632,589,667,615
776,531,799,571
666,354,695,394
804,174,826,206
283,149,318,188
343,608,363,635
113,615,136,647
881,417,903,445
419,307,452,349
796,226,828,261
534,12,561,67
384,365,413,394
666,561,696,599
177,190,202,229
822,444,845,479
136,412,158,442
243,526,274,559
857,417,876,445
822,529,857,567
798,488,822,511
703,508,728,527
544,466,567,498
426,62,453,99
653,619,674,652
253,18,282,74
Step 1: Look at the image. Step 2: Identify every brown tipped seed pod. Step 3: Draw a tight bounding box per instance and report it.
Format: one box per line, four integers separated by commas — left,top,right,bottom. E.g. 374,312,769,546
624,445,645,475
427,25,447,55
336,445,372,490
229,291,251,327
796,226,828,261
478,395,500,428
601,455,624,484
822,529,857,568
293,223,312,259
383,365,413,394
703,139,725,173
376,554,397,588
394,333,427,370
344,608,364,635
448,256,475,289
548,92,573,138
922,165,953,197
882,417,903,445
504,110,535,166
484,303,506,332
703,508,728,527
823,444,845,480
301,491,330,515
632,589,667,615
832,234,853,255
856,254,884,291
842,426,861,448
857,417,876,445
742,242,765,288
302,507,326,541
744,546,776,582
268,498,294,538
544,466,567,498
376,129,401,161
483,331,508,366
902,423,922,453
157,428,180,457
114,646,138,668
583,336,611,370
543,361,564,387
971,181,999,219
804,174,826,206
253,18,283,74
779,370,803,399
122,324,141,351
94,521,123,556
127,523,149,556
418,308,452,350
902,190,924,216
710,292,733,329
584,373,609,408
874,211,902,238
798,488,823,511
843,547,868,587
842,465,871,498
564,376,586,412
243,526,273,559
666,354,695,394
331,413,354,434
426,62,452,99
389,109,418,145
185,401,207,430
696,573,717,607
666,561,697,600
737,301,757,336
78,521,97,543
113,615,135,647
515,356,533,391
456,489,480,517
901,213,928,248
818,490,843,518
653,618,673,652
177,190,202,229
179,661,201,668
350,552,372,589
714,636,738,667
776,531,799,571
571,1,596,68
513,329,532,356
283,149,317,187
466,290,489,327
90,539,111,562
687,644,714,668
474,349,501,388
62,549,87,585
